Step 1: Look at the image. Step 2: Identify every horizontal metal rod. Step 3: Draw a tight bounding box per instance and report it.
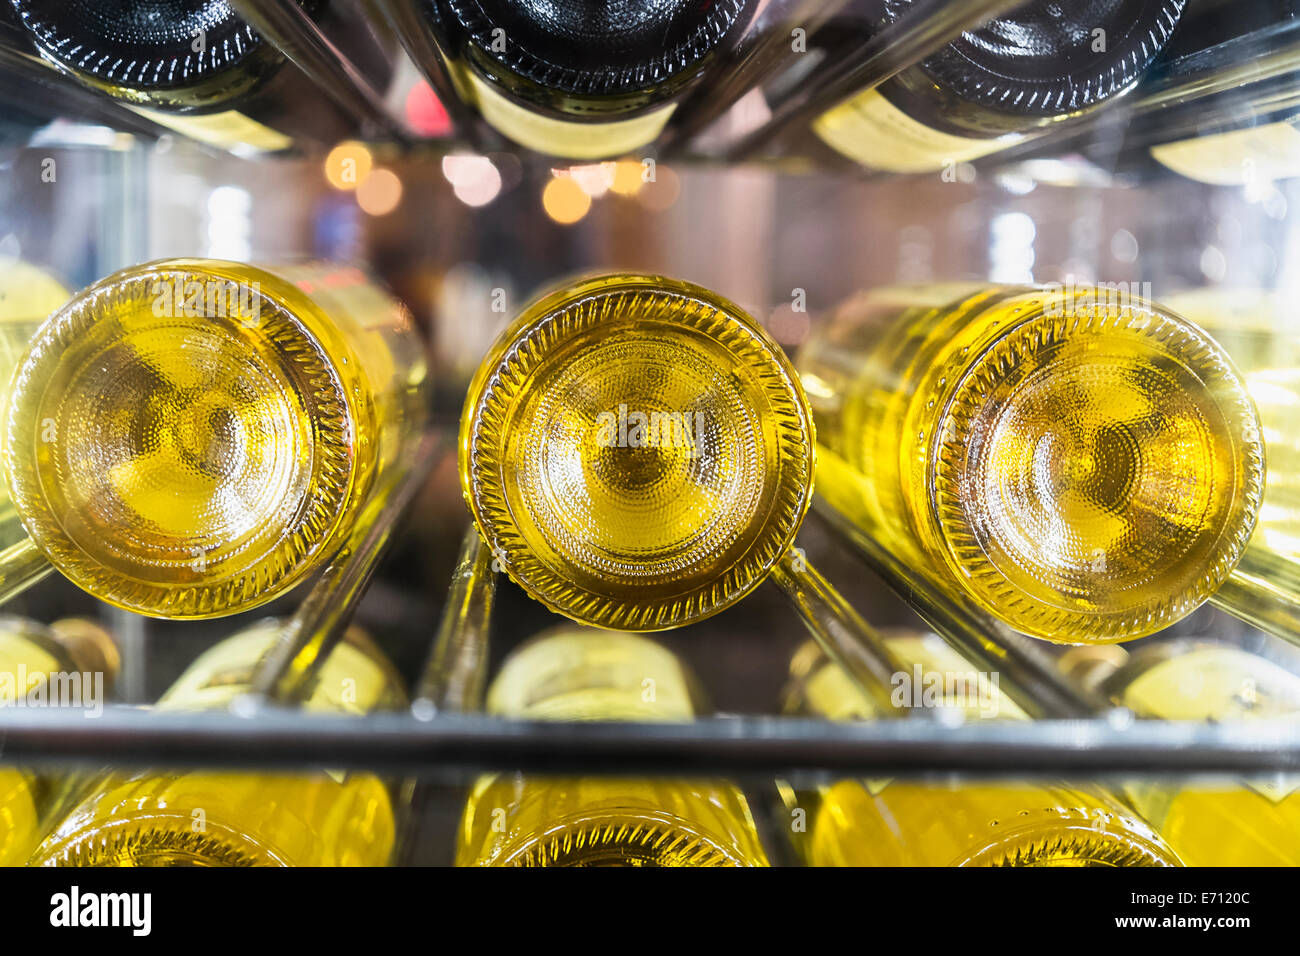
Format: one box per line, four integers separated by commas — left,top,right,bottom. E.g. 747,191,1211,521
0,706,1297,777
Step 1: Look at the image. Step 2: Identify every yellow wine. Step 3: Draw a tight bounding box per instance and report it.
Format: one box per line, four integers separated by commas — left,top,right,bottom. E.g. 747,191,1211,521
1100,641,1300,866
29,618,406,867
0,260,67,555
460,273,814,630
1162,289,1300,639
0,614,119,866
797,284,1263,643
2,259,428,618
784,631,1181,867
456,628,769,866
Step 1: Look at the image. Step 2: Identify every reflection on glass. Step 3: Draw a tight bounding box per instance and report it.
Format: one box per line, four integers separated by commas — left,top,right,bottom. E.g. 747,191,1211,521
29,619,406,867
456,628,769,867
783,630,1181,867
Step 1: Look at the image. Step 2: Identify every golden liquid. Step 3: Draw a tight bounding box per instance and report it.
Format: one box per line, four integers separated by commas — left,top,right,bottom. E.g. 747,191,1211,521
0,614,115,865
30,620,406,867
797,284,1263,643
2,259,427,619
0,261,69,551
456,629,769,867
1163,289,1300,640
786,633,1181,867
460,274,814,631
1110,643,1300,866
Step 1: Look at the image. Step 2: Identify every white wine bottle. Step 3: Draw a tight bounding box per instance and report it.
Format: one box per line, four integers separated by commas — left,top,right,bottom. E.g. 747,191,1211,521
456,628,770,866
783,630,1182,867
29,618,406,867
797,283,1264,643
8,0,395,152
1163,288,1300,641
0,614,118,866
427,0,752,159
460,273,814,631
1,258,428,618
814,0,1185,172
1092,640,1300,866
0,259,67,572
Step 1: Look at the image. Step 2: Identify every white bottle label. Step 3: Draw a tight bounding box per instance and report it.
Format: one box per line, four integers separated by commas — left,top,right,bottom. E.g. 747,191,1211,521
813,88,1021,173
1151,118,1300,185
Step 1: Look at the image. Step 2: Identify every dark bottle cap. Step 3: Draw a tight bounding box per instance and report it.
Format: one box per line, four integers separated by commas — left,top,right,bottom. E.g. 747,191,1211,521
880,0,1185,116
442,0,749,97
9,0,298,91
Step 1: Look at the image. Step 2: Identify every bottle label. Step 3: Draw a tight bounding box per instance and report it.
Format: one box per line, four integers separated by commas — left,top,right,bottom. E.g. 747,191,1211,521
813,89,1017,173
127,105,293,154
487,631,695,721
1151,119,1300,185
465,70,675,160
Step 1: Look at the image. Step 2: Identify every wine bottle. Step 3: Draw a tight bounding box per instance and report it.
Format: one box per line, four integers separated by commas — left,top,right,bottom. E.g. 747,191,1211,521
425,0,753,159
1091,639,1300,866
29,618,406,867
460,273,814,631
1,258,428,618
783,630,1181,866
812,0,1185,173
1162,289,1299,640
796,283,1263,643
0,259,67,598
1142,1,1300,184
0,614,118,865
456,627,769,866
8,0,395,153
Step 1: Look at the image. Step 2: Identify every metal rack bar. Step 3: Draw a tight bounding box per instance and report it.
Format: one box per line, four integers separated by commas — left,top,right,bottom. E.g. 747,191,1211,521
809,501,1107,720
412,525,496,715
723,0,1024,161
2,705,1297,777
227,0,410,143
660,0,854,156
771,547,917,716
247,431,441,704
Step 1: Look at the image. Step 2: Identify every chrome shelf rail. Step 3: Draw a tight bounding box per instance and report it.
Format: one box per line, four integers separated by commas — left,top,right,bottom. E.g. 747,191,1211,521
1,705,1298,778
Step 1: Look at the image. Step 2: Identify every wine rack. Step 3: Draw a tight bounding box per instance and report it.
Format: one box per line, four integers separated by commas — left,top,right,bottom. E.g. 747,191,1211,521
2,0,1299,866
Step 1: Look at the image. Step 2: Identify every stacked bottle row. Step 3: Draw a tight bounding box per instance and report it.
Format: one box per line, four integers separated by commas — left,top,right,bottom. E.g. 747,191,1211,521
4,611,1297,866
1,258,1292,642
1,0,1297,182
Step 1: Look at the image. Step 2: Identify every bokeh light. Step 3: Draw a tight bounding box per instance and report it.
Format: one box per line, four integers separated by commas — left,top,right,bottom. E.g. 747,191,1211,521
543,176,591,225
357,168,403,216
324,141,373,191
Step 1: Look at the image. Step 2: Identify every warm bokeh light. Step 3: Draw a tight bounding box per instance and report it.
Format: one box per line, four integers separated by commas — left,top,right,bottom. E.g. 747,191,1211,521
542,176,591,225
610,160,645,197
442,154,502,207
357,168,403,215
637,165,680,212
324,141,373,191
